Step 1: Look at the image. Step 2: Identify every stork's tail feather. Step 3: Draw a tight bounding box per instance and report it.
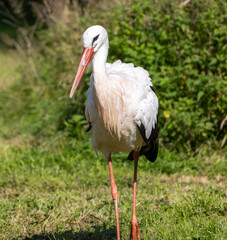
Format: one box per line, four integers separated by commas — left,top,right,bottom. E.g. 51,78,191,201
127,138,159,162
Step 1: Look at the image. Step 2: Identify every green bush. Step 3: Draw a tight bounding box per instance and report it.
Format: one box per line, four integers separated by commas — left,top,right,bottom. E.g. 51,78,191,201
1,0,226,151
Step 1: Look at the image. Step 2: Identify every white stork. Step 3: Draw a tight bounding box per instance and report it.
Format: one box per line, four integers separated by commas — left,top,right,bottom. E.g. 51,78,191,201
70,25,159,240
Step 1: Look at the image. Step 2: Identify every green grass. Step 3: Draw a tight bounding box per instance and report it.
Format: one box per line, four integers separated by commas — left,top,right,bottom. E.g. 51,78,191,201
0,139,226,240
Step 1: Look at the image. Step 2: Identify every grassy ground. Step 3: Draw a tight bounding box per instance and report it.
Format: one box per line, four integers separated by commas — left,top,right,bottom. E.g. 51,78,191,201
0,142,226,240
0,50,226,240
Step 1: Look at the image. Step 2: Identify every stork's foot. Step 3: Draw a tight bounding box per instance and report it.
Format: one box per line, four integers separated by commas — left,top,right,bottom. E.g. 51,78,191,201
130,215,140,240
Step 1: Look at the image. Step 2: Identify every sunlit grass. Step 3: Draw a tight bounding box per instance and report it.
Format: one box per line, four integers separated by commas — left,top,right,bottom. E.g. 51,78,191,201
0,140,226,239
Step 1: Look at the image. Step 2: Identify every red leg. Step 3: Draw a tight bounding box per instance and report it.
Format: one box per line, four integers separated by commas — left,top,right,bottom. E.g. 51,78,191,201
130,151,141,240
108,154,120,240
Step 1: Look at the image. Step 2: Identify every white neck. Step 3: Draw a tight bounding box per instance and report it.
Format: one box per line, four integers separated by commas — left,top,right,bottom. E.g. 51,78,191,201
91,39,121,138
92,40,109,83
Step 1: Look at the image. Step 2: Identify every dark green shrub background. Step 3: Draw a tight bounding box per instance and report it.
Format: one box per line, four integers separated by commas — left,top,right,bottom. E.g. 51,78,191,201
1,0,226,151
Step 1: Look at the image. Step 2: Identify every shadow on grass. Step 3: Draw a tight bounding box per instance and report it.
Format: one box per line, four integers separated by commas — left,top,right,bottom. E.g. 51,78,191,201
22,225,117,240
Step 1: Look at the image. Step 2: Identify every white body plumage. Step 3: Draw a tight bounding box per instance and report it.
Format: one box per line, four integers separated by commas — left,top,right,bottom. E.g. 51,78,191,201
70,25,159,160
86,59,158,159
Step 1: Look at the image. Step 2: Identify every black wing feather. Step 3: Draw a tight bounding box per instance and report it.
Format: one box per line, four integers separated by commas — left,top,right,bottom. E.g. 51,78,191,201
128,121,158,162
128,85,159,162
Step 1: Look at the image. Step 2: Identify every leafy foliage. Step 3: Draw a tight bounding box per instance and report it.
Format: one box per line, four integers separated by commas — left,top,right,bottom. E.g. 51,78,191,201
0,0,226,151
108,0,227,150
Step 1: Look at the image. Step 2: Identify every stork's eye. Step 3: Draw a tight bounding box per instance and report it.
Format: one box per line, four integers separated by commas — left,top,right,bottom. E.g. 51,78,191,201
92,34,100,46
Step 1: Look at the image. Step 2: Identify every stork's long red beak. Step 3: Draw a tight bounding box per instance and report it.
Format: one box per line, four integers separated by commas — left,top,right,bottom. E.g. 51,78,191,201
70,47,94,98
